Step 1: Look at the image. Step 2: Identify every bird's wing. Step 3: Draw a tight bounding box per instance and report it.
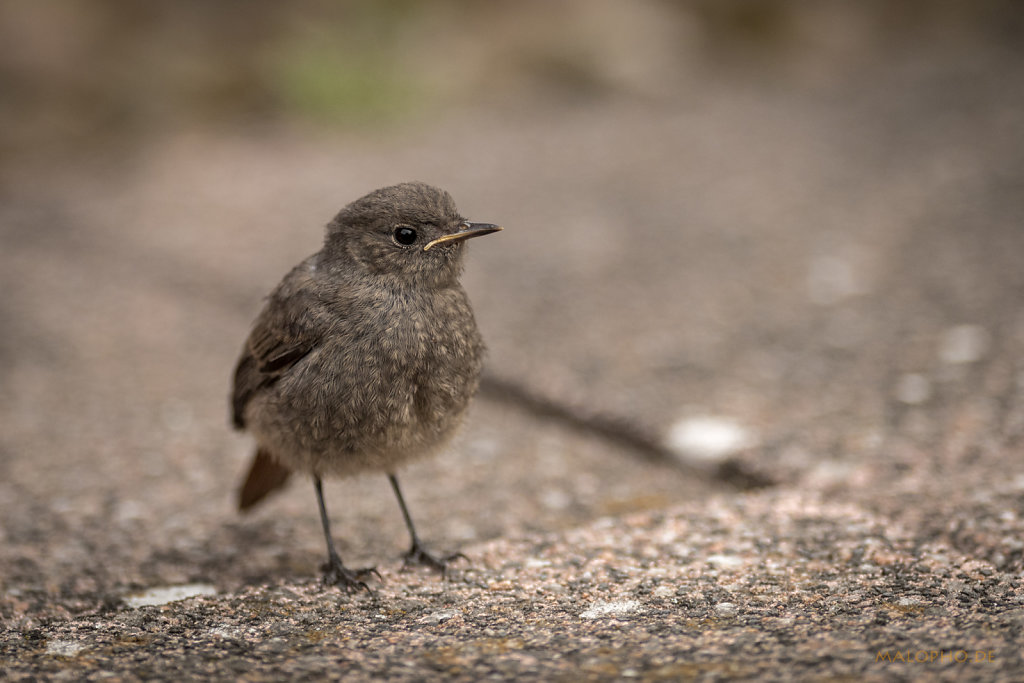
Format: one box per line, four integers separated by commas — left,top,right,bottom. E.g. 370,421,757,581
231,260,338,510
231,265,325,429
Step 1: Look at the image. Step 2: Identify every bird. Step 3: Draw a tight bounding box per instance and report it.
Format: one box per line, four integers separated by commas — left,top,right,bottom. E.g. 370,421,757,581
230,182,501,590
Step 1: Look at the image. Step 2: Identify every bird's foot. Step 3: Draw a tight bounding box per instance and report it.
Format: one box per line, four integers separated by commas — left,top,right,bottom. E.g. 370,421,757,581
402,542,468,576
321,553,380,593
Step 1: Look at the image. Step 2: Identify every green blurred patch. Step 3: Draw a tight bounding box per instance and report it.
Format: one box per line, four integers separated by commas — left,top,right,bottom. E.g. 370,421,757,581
266,41,424,127
262,1,433,128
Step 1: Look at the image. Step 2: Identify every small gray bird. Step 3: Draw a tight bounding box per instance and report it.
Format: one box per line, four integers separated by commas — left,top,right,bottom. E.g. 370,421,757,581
231,182,501,590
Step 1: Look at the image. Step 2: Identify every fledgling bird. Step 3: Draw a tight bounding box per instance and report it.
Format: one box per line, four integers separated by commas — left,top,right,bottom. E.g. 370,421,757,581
230,182,501,590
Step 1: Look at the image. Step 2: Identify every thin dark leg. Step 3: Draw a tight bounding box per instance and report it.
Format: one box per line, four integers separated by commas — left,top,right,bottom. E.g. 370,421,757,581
388,473,423,548
388,473,467,574
314,476,377,592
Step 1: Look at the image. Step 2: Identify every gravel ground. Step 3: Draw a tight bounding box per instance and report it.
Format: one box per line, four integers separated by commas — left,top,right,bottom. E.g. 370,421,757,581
4,494,1022,681
2,24,1024,682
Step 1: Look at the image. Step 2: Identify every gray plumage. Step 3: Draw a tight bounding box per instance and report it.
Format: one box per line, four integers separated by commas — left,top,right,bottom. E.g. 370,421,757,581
230,182,500,588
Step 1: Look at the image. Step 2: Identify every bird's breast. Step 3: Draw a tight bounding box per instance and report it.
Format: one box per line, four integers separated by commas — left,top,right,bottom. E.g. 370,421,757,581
405,288,485,422
327,285,484,426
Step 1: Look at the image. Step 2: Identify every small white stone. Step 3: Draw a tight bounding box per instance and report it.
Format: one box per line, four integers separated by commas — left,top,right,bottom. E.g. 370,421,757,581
706,554,744,568
115,499,146,524
445,518,478,542
895,373,931,405
124,583,218,608
652,585,676,598
805,459,855,488
807,253,868,306
421,608,460,624
45,640,86,657
939,325,990,365
714,602,738,617
540,488,571,511
580,600,641,619
666,416,755,462
208,626,241,639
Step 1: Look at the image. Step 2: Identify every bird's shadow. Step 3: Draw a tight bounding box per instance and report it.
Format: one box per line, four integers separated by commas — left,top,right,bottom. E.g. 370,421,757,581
137,516,329,589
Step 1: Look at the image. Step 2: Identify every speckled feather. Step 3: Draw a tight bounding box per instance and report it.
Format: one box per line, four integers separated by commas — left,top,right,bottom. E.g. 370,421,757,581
232,183,488,506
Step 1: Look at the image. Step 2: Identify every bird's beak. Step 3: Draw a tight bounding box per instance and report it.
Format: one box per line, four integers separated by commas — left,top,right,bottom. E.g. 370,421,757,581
423,222,503,251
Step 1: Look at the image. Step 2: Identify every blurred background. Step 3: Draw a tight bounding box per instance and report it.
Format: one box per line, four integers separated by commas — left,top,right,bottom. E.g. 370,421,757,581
2,0,1024,616
2,1,1021,161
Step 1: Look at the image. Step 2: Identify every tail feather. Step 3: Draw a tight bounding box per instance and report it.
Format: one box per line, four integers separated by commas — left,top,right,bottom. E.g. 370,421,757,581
238,448,293,511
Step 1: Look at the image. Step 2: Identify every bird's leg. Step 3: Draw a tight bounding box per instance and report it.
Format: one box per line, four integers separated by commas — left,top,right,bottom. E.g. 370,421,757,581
388,473,467,574
314,477,379,592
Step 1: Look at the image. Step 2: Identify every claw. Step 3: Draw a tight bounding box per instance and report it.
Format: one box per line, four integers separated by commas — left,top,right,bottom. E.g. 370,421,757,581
321,553,379,593
402,543,468,576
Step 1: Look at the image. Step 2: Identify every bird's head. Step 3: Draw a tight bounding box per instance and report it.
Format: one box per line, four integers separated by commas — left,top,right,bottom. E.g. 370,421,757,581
323,182,501,287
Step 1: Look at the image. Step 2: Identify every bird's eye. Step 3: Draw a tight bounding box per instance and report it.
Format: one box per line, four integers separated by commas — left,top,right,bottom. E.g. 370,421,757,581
393,226,418,246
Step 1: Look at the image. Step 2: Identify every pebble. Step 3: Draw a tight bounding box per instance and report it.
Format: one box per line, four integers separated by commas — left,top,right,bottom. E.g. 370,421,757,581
124,583,218,608
807,252,869,306
580,600,641,619
706,554,744,568
665,416,755,462
421,608,460,624
714,602,739,617
540,488,572,511
652,585,675,598
45,640,86,657
895,373,931,404
939,325,990,365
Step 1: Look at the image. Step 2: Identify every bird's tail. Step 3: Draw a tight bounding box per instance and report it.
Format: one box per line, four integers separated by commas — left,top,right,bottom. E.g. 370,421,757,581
238,448,293,511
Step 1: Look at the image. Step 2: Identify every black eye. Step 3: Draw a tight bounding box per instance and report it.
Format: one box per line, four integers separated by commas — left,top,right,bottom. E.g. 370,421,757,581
393,227,417,246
